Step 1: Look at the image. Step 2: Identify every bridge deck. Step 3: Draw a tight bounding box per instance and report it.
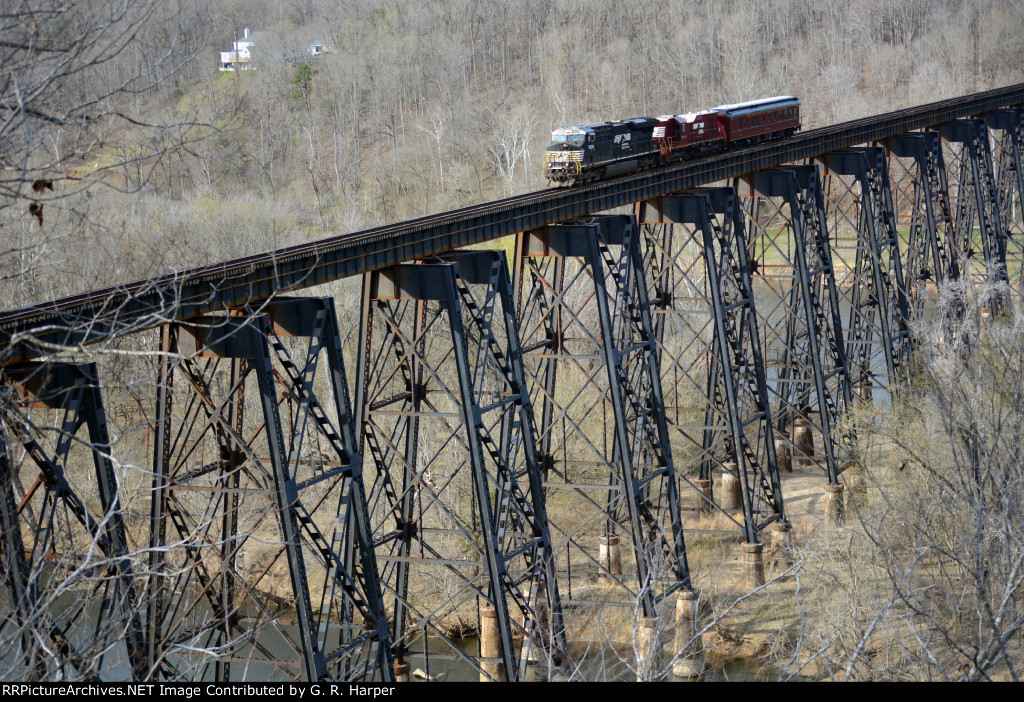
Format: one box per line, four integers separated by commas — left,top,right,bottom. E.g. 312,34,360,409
2,83,1022,360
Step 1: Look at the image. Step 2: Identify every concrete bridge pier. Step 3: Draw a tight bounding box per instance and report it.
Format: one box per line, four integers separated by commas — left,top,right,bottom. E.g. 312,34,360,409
825,483,846,528
672,589,706,679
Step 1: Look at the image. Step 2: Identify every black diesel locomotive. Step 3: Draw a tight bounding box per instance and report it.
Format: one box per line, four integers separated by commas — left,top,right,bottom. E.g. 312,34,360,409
543,96,801,186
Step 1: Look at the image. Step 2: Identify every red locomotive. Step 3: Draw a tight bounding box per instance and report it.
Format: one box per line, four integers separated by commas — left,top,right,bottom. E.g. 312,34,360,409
544,96,801,186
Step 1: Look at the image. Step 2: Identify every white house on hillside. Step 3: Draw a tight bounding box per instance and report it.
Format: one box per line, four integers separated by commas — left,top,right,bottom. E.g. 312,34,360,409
220,28,256,71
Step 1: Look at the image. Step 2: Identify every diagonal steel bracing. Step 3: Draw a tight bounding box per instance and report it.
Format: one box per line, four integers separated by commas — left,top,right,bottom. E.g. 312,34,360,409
820,148,912,399
0,362,144,680
941,120,1010,300
637,190,784,543
886,131,961,318
356,252,566,682
4,86,1024,683
984,109,1024,292
739,166,854,485
514,215,689,619
636,196,729,532
147,300,391,682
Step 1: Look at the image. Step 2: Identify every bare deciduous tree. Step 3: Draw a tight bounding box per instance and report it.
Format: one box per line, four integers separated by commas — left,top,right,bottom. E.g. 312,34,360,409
484,106,536,195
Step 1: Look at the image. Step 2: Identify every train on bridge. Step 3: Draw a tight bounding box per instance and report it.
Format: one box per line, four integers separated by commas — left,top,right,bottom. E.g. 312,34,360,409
543,95,801,186
3,81,1024,684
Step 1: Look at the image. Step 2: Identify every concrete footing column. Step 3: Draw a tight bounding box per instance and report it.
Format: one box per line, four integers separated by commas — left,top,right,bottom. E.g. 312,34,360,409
742,542,765,587
980,307,992,342
480,604,506,681
859,378,873,401
793,417,815,466
769,522,793,569
720,462,742,510
636,616,662,681
672,590,705,679
847,473,866,509
824,483,845,528
599,534,622,576
775,433,793,474
696,478,714,514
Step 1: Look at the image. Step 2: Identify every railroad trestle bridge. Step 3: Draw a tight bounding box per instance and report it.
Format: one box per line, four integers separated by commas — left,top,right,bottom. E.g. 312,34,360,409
1,86,1023,682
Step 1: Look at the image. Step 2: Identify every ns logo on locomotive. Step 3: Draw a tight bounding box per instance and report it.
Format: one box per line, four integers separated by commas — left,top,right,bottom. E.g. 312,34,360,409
543,96,800,187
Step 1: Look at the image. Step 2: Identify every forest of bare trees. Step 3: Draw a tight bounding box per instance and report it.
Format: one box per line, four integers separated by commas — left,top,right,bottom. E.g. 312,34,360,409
2,0,1024,683
2,0,1024,309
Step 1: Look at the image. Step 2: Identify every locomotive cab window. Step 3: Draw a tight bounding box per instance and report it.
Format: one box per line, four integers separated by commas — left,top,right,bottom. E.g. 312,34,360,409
552,134,584,146
550,129,586,147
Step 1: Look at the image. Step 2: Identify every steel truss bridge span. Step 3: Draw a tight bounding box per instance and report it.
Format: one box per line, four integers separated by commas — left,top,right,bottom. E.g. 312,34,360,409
1,85,1023,683
2,83,1022,359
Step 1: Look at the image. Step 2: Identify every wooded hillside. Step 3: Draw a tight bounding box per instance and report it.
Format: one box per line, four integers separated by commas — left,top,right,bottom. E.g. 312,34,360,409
2,0,1022,307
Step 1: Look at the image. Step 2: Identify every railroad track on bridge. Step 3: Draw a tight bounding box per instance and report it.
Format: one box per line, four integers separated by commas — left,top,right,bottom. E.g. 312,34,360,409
2,84,1024,683
2,83,1022,359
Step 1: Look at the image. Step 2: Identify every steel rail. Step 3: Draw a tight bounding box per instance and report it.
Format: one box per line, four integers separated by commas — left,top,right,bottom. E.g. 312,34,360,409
2,83,1023,360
